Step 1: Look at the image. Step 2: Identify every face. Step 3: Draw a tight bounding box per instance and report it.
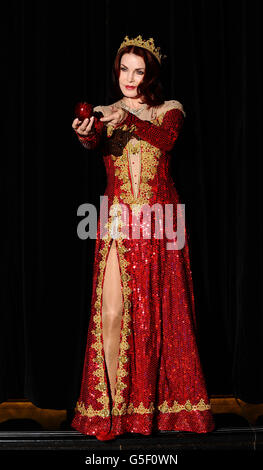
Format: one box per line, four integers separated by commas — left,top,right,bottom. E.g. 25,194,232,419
118,53,146,98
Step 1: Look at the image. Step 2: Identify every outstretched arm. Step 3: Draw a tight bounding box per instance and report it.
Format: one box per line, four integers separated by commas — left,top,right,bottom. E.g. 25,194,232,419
114,107,185,152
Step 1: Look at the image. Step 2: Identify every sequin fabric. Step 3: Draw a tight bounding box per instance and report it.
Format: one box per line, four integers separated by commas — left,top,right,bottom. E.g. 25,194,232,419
71,100,215,437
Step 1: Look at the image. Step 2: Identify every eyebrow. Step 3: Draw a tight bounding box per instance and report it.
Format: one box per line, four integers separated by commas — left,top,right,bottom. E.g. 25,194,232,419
120,64,145,70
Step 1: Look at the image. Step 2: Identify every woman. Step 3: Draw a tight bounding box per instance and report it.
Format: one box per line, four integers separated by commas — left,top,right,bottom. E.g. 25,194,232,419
71,35,215,440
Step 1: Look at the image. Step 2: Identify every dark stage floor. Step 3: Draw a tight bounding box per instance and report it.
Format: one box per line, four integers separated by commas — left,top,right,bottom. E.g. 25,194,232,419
0,413,262,466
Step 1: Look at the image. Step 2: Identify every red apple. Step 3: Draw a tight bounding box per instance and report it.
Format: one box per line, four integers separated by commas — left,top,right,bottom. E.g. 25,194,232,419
75,102,93,121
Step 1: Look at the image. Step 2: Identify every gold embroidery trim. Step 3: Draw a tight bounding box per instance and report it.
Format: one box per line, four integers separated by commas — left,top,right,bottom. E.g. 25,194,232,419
76,398,211,417
90,235,111,418
107,111,167,210
158,398,211,413
113,140,161,209
85,195,132,418
127,139,141,199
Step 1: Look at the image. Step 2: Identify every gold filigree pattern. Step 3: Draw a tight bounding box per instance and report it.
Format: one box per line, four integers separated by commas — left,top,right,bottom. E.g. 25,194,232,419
87,195,132,417
76,398,211,417
90,236,112,417
158,399,211,413
113,138,161,209
104,111,169,217
128,140,141,154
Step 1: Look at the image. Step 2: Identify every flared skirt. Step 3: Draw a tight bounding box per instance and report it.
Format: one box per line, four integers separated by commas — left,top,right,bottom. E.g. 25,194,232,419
71,200,215,436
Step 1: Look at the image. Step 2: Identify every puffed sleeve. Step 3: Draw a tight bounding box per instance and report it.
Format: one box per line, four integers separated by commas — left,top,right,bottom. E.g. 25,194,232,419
74,105,105,150
114,100,185,152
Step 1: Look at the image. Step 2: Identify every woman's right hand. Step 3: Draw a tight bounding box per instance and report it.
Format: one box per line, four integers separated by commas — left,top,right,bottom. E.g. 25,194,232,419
72,116,95,136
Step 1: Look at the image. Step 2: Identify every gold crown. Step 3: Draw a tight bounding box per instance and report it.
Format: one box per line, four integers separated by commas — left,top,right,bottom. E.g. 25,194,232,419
117,35,166,64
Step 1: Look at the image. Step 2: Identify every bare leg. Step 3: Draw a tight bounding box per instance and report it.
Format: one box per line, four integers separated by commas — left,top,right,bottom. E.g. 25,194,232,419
101,240,123,403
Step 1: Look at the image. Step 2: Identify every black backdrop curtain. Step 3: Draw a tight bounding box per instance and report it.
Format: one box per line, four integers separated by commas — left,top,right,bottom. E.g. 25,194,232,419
1,0,262,410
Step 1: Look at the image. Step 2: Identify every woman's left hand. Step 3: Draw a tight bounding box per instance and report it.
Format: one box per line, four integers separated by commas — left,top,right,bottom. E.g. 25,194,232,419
100,105,128,127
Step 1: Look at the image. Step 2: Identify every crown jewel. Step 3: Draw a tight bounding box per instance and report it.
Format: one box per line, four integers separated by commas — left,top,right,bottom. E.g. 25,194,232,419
117,35,166,64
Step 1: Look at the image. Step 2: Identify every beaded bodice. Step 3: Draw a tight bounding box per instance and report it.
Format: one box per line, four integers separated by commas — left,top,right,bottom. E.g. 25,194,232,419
76,99,186,209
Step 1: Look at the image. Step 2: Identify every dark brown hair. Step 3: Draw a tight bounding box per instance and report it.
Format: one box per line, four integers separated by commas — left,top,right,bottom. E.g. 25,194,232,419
111,45,165,107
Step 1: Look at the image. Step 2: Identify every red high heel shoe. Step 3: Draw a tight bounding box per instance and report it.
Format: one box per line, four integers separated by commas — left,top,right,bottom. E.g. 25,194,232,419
96,429,117,441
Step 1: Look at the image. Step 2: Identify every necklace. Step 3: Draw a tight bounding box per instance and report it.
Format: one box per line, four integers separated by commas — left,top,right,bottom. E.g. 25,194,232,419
120,100,147,116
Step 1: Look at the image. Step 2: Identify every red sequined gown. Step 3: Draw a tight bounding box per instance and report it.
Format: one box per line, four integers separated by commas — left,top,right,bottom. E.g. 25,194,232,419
71,99,215,436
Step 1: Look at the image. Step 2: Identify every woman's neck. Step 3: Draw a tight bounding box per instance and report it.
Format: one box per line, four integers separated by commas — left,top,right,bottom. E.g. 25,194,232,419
121,96,146,110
